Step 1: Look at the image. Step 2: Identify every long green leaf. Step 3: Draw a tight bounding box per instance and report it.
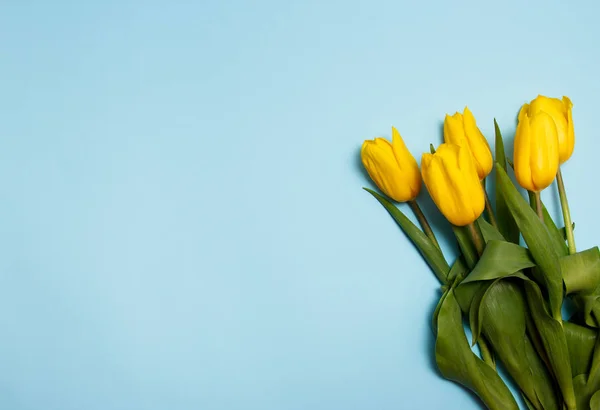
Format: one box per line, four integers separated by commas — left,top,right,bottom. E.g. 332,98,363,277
494,120,520,244
561,247,600,295
461,240,535,284
364,188,450,283
523,280,576,409
478,279,559,410
521,393,536,410
469,280,493,346
432,287,450,336
542,205,569,258
496,166,564,320
527,191,568,258
435,290,519,410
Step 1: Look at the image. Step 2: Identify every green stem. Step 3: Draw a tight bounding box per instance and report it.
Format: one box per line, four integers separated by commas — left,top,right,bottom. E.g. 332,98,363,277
533,191,544,221
409,200,441,251
556,168,576,255
467,222,484,257
481,180,498,228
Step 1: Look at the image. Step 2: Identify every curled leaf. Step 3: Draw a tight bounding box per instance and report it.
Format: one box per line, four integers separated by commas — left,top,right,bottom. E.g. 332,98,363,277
562,247,600,295
435,290,519,410
461,240,535,284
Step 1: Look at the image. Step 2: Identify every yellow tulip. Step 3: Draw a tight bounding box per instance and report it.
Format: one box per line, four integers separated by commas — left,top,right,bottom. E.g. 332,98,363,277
444,107,493,180
520,95,574,164
421,143,485,226
361,127,421,202
513,109,559,192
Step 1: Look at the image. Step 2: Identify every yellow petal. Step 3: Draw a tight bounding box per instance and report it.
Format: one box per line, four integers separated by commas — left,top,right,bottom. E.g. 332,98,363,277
561,96,575,163
514,113,534,191
391,127,422,197
518,103,530,121
443,113,466,145
421,143,484,226
361,133,420,202
530,95,566,120
462,106,493,179
528,112,559,191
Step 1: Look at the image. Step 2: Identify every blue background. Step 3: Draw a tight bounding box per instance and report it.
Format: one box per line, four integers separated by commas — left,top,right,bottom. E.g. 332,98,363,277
1,1,599,409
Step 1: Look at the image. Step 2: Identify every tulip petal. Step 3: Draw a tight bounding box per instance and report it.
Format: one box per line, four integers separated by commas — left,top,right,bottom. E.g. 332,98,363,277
562,96,575,163
528,112,559,191
463,107,493,179
443,113,466,146
391,127,422,197
422,143,484,226
361,135,421,202
518,103,529,121
514,114,534,191
527,95,571,164
530,95,564,117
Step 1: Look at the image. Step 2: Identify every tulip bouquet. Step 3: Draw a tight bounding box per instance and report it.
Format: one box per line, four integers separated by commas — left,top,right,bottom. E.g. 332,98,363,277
360,96,600,410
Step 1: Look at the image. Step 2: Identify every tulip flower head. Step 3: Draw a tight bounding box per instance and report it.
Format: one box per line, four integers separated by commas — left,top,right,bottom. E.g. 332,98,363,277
361,127,422,202
513,107,560,192
421,143,485,226
521,95,574,164
444,107,493,180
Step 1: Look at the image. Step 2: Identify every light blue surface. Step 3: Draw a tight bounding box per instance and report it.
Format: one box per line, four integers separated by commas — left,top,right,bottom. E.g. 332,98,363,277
1,1,599,409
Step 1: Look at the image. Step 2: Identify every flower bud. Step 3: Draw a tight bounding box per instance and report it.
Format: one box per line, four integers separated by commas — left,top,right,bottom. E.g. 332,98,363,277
444,107,493,180
521,95,574,164
421,143,485,226
513,109,559,192
361,127,421,202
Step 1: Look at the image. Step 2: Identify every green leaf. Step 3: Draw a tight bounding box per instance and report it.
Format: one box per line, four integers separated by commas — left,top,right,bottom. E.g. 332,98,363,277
564,321,597,377
364,188,449,283
432,289,449,335
449,258,481,314
561,247,600,295
571,293,600,328
479,279,559,410
523,280,576,410
447,257,469,285
494,120,520,244
454,281,484,314
527,191,568,258
574,373,600,410
435,290,519,410
496,166,564,320
542,205,569,258
478,218,505,242
588,327,600,388
469,280,493,346
461,240,535,284
520,393,537,410
452,225,478,270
